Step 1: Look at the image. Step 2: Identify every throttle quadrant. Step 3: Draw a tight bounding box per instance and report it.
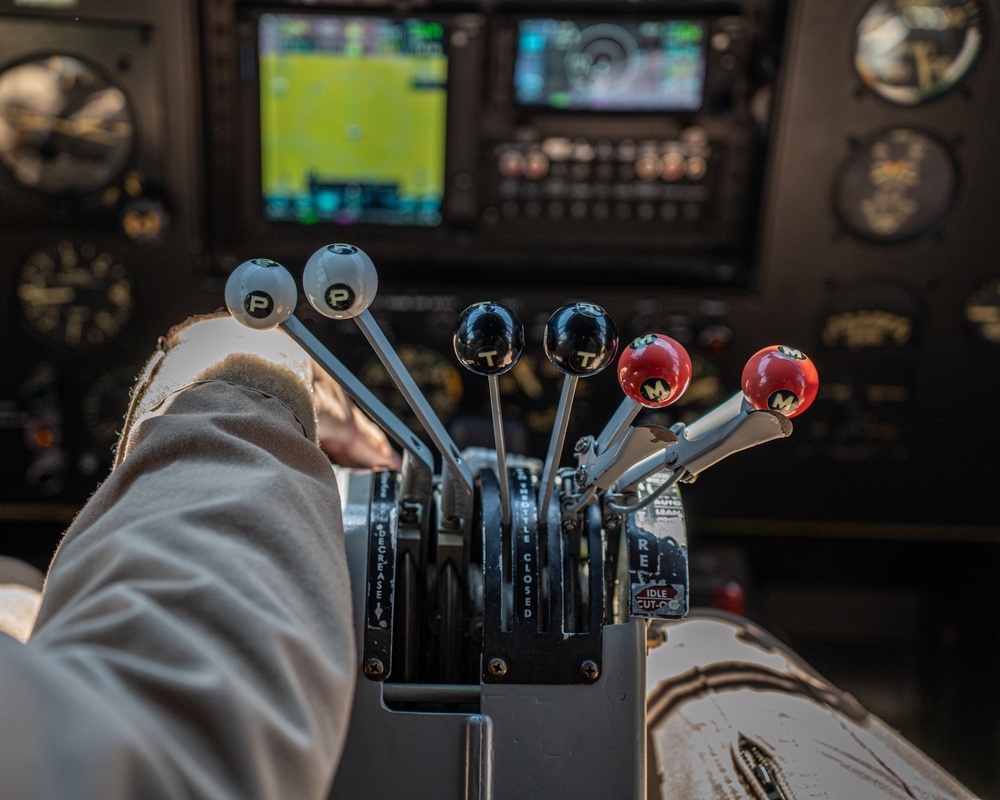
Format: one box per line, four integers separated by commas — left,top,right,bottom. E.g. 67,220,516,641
225,243,818,799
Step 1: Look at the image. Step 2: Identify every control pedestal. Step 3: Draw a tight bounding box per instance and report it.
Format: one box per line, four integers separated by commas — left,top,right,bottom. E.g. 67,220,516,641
224,243,817,798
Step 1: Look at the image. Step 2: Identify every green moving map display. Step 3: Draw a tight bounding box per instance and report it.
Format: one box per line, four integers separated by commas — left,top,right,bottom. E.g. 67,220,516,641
259,14,448,226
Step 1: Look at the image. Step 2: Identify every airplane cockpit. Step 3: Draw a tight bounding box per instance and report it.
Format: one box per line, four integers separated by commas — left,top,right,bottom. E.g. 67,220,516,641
0,0,997,795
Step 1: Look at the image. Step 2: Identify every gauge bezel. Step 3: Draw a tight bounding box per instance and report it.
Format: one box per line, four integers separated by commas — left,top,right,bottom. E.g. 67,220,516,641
852,0,989,107
14,239,135,351
831,125,960,244
0,51,139,199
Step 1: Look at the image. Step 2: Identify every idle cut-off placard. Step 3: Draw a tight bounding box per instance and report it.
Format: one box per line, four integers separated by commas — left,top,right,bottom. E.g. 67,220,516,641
626,471,689,619
364,470,398,678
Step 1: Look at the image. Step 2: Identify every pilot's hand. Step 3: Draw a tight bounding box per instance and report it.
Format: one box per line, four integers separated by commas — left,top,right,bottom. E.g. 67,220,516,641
313,366,400,470
117,312,400,471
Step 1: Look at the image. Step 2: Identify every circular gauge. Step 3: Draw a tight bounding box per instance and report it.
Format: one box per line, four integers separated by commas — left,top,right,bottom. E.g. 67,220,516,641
566,24,641,93
357,344,465,432
834,128,957,242
965,278,1000,344
0,54,135,195
855,0,986,105
17,240,133,348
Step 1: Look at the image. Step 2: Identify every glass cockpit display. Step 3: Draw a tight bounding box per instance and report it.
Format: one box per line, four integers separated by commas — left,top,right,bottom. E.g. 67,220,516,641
258,14,448,227
514,19,707,112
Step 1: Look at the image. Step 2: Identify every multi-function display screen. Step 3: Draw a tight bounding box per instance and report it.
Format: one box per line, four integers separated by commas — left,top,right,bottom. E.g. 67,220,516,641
258,14,448,226
514,19,707,112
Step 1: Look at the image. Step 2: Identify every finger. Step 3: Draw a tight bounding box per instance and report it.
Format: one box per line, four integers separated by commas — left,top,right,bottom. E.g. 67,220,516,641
349,408,401,470
312,362,400,469
323,408,401,470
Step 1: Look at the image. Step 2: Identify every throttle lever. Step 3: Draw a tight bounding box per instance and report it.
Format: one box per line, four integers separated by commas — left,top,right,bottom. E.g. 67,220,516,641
453,302,524,529
537,303,618,521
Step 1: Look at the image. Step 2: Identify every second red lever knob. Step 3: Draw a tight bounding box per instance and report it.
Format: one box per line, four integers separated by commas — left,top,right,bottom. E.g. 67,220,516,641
741,345,819,418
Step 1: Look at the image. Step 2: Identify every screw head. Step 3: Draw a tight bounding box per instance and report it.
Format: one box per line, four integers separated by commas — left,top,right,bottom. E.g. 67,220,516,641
487,657,508,677
580,659,600,681
646,624,668,649
363,658,385,679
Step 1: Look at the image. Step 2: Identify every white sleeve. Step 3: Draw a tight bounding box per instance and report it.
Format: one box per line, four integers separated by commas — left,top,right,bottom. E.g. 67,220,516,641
1,376,356,800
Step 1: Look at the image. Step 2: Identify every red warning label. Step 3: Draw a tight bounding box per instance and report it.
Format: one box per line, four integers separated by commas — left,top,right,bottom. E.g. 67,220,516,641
634,585,680,613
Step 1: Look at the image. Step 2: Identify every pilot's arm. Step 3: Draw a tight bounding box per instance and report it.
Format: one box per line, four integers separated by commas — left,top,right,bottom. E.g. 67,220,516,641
0,316,392,799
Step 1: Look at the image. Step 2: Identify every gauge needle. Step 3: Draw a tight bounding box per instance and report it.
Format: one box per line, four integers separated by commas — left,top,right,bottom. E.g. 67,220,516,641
910,40,936,92
59,268,101,288
510,357,545,399
68,115,132,143
18,285,76,305
3,106,128,145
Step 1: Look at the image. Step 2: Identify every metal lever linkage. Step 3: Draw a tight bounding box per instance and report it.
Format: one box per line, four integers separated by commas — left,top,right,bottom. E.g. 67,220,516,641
615,393,793,493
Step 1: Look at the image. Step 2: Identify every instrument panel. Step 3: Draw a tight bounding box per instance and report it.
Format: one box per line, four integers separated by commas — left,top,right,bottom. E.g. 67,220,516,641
0,0,996,538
